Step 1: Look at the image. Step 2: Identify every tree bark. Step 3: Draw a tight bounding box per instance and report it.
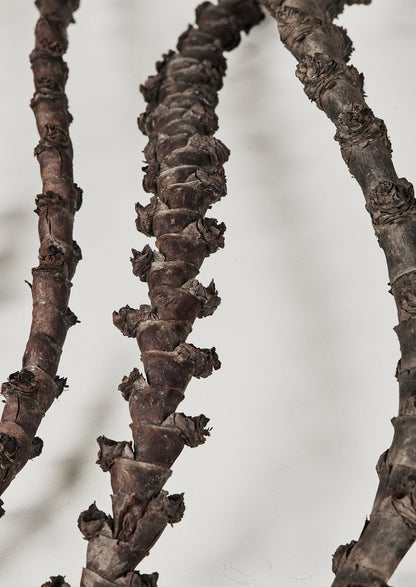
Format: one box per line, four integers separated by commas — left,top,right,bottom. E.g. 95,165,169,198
261,0,416,585
77,1,264,585
42,576,71,587
0,0,81,506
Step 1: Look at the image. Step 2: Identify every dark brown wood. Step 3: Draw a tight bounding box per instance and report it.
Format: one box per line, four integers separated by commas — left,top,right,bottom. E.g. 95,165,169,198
0,0,81,506
77,1,264,585
261,0,416,585
41,576,71,587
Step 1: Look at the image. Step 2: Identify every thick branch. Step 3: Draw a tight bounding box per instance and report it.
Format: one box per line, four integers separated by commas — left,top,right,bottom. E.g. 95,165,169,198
0,0,81,503
261,0,416,585
78,1,264,585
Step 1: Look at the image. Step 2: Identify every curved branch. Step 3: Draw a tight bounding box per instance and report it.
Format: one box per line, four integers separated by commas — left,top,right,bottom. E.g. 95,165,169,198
0,0,81,505
77,1,264,585
261,0,416,585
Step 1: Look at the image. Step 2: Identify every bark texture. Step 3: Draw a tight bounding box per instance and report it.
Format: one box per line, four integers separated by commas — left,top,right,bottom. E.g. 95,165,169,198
41,576,71,587
78,1,264,585
0,0,81,505
261,0,416,585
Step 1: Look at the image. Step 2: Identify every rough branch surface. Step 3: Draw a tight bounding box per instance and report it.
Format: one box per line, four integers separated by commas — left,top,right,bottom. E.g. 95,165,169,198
0,0,81,506
77,2,264,585
261,0,416,585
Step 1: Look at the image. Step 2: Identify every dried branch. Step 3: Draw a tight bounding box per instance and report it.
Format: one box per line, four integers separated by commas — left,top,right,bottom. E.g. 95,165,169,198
41,576,71,587
77,1,264,585
261,0,416,585
0,0,81,505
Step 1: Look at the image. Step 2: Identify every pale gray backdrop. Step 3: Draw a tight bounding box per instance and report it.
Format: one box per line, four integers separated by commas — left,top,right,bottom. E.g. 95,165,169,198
0,1,414,585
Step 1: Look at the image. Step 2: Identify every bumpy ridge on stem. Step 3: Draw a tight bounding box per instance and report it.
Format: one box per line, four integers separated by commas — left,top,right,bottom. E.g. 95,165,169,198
77,1,264,585
262,0,416,585
41,576,71,587
0,0,82,508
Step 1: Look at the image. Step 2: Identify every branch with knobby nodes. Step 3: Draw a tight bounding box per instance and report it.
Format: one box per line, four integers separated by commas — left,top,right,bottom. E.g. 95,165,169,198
5,1,416,585
0,0,81,508
76,1,264,586
261,0,416,585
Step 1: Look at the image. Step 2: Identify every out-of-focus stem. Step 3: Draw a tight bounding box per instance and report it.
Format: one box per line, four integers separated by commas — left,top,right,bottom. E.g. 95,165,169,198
0,0,82,505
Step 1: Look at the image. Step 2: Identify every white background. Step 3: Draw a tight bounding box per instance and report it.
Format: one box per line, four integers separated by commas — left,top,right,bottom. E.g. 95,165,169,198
0,1,415,585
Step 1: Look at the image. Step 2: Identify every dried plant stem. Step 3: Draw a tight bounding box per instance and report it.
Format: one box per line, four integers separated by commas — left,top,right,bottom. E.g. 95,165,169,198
261,0,416,585
77,1,264,585
0,0,81,505
42,576,71,587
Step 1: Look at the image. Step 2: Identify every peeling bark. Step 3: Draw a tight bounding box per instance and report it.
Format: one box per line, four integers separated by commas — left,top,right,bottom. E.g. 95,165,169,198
78,1,264,584
0,0,81,506
261,0,416,585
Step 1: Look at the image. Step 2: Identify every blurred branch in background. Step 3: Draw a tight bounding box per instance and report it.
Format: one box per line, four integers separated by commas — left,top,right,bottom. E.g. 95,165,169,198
0,0,82,502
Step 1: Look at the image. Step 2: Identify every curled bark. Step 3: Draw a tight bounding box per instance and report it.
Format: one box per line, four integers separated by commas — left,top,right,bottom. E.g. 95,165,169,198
0,0,81,506
261,0,416,584
78,1,264,584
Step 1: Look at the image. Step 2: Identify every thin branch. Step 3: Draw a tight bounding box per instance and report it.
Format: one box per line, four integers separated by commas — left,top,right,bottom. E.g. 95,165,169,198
261,0,416,585
77,1,264,585
0,0,81,505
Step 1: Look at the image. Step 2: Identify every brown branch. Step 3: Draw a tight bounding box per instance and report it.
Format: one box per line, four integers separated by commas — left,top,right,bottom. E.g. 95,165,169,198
41,576,70,587
261,0,416,585
77,1,264,585
0,0,81,505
